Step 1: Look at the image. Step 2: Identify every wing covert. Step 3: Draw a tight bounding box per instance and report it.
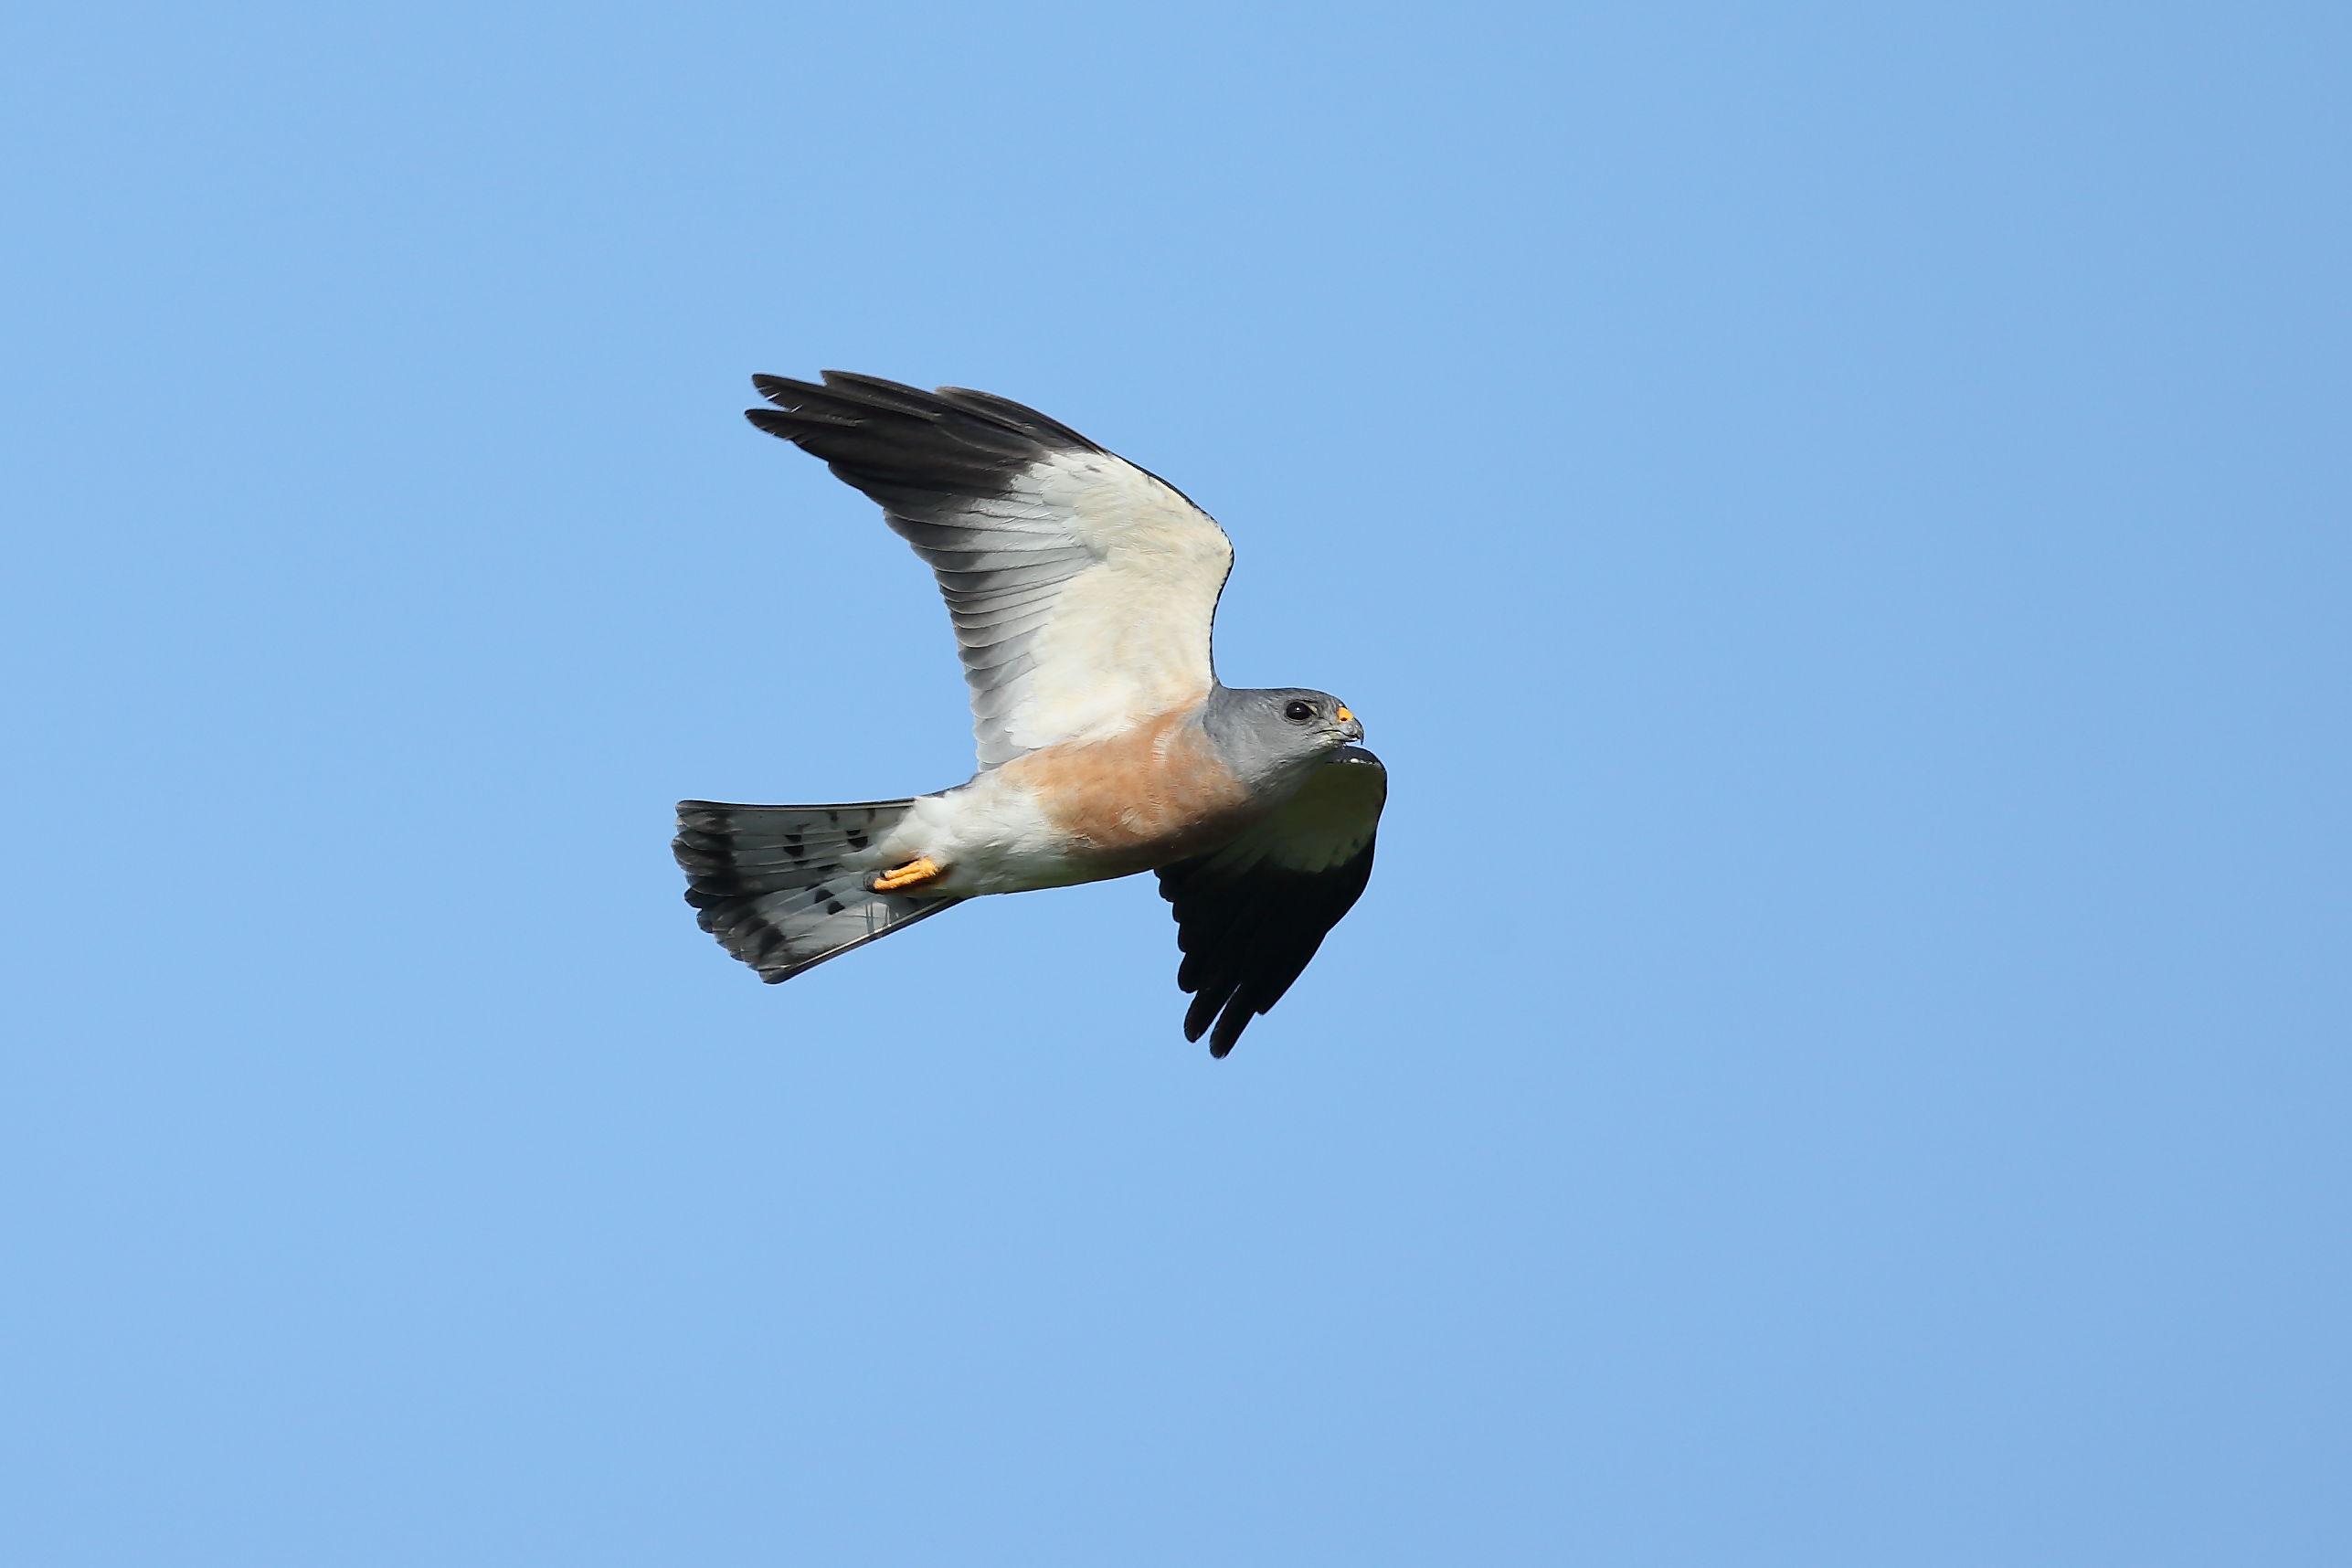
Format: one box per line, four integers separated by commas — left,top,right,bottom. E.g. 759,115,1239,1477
746,371,1234,768
1155,746,1387,1056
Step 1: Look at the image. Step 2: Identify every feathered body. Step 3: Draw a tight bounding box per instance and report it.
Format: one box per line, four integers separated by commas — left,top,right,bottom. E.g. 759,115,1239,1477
675,373,1386,1054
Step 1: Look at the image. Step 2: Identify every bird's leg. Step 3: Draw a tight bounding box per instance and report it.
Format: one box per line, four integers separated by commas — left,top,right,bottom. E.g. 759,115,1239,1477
870,856,944,893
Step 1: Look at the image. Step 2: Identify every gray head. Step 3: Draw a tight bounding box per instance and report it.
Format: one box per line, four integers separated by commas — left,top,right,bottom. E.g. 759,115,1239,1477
1200,685,1366,793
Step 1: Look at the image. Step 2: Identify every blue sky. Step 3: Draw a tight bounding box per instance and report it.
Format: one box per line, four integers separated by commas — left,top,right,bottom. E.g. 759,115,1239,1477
5,2,2347,1563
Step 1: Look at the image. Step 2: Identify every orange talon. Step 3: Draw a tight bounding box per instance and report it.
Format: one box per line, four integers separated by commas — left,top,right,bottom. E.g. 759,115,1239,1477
870,855,943,893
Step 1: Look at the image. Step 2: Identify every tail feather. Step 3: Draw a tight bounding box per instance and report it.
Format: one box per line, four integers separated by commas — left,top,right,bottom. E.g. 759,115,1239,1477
673,799,961,983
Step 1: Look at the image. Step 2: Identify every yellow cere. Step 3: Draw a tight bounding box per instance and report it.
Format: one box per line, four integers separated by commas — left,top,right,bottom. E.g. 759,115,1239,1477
1335,705,1353,722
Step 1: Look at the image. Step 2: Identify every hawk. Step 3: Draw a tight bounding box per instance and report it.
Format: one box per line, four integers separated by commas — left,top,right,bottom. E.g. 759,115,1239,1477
673,372,1387,1055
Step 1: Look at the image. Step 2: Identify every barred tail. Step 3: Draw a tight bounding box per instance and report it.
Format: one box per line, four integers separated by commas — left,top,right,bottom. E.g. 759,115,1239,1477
673,799,962,983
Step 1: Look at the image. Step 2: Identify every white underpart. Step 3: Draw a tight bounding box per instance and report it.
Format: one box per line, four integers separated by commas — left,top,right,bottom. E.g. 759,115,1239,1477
958,450,1232,764
1190,749,1386,878
858,748,1386,906
867,771,1099,897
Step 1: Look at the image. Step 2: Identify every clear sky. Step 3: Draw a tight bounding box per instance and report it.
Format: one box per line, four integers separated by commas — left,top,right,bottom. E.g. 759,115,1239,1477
5,3,2347,1563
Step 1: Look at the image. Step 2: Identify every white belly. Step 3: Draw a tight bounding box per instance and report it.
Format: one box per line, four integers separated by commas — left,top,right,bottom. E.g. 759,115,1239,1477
869,770,1108,896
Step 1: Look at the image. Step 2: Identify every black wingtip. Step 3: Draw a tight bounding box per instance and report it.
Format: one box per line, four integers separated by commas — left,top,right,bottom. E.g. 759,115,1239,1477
736,371,1089,499
745,405,857,439
1210,1007,1251,1057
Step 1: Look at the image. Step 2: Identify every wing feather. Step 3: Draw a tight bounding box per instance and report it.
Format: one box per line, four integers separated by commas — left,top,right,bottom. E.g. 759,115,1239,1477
1155,747,1387,1056
746,371,1234,767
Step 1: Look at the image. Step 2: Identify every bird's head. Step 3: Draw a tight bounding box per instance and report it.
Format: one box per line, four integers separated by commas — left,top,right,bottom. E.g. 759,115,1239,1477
1202,686,1365,791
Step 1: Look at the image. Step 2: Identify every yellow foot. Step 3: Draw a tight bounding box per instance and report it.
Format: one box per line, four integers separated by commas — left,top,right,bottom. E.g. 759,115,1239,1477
870,856,943,893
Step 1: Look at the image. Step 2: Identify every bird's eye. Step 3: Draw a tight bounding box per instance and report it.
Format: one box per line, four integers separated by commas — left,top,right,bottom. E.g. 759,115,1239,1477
1283,700,1315,723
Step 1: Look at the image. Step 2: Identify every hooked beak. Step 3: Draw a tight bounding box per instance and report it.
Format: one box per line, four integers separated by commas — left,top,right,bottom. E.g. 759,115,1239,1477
1336,705,1363,743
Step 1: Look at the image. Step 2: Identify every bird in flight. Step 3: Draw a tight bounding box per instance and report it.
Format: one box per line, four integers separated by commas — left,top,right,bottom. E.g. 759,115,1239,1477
673,372,1387,1055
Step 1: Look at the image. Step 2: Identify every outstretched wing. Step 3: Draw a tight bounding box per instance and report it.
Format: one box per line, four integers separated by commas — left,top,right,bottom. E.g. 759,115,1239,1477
746,372,1234,768
1155,746,1387,1056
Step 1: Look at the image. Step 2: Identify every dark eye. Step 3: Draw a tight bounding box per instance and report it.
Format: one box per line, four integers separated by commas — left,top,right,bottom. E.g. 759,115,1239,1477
1283,700,1316,723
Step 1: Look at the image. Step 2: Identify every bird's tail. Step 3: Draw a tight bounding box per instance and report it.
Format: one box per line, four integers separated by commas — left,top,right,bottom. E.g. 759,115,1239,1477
673,799,962,983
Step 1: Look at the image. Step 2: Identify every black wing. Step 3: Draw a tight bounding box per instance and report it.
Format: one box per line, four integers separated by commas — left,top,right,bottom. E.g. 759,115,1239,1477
1156,747,1387,1056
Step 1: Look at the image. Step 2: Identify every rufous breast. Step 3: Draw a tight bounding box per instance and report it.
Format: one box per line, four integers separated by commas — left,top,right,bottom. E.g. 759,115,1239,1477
1001,708,1261,874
